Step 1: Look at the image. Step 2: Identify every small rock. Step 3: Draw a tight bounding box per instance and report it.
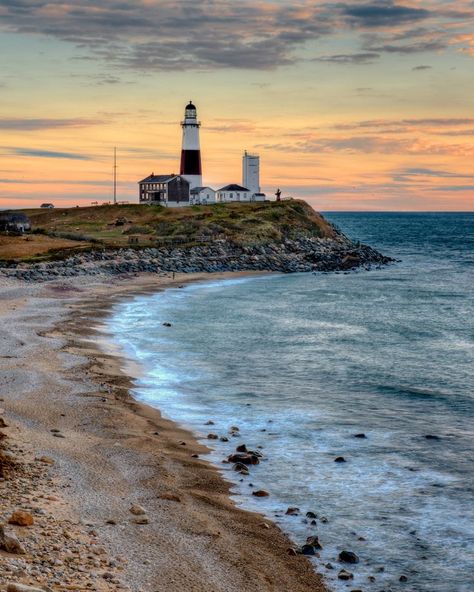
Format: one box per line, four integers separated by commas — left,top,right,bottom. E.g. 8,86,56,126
207,433,219,440
399,575,408,582
339,550,359,564
232,463,249,475
286,507,300,516
162,322,172,327
53,432,65,438
306,535,323,550
0,417,8,428
353,433,366,438
334,456,346,463
236,444,248,453
129,505,146,516
35,456,54,465
106,519,117,525
301,544,316,555
228,453,259,465
425,434,440,440
8,511,34,527
325,563,333,569
7,584,47,592
306,511,317,519
205,420,215,425
133,516,149,525
219,436,229,442
252,490,269,497
158,492,181,502
338,569,354,580
50,428,61,433
0,525,26,554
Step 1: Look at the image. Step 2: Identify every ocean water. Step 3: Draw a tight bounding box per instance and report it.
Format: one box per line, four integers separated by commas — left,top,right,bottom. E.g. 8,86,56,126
104,213,474,592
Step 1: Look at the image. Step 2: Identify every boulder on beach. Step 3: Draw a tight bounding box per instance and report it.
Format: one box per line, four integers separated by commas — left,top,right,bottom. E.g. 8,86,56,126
8,511,34,526
0,524,26,554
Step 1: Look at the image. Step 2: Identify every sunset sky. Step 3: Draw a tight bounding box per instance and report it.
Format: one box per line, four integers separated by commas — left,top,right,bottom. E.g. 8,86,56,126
1,0,473,211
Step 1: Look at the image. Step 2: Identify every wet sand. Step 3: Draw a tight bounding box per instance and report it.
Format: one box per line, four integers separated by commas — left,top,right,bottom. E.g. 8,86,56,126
0,272,327,592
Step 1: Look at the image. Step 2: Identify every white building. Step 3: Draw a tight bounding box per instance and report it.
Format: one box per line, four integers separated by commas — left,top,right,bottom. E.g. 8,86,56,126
190,186,216,205
216,184,251,203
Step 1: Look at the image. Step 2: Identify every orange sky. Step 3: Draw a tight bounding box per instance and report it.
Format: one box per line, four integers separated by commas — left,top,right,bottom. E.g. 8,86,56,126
1,1,473,211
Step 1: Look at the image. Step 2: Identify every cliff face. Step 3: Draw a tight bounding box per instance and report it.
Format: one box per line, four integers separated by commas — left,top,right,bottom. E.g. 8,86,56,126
0,201,392,279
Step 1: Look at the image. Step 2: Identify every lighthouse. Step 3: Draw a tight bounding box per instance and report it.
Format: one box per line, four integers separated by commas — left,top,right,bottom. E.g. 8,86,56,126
180,101,202,190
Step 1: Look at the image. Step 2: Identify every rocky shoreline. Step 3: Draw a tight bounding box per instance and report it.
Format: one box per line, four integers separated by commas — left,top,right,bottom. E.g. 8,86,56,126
0,273,329,592
0,236,392,282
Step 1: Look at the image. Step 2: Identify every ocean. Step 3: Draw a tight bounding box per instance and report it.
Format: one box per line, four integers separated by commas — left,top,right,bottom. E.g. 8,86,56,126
104,212,474,592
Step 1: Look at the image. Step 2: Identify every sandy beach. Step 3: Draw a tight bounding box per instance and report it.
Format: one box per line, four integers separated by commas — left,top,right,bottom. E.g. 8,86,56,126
0,272,327,592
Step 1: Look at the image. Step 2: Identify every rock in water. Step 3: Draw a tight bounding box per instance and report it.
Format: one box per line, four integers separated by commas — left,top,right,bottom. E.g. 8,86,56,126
8,511,34,526
252,490,269,497
338,569,354,580
306,535,323,550
227,452,260,465
334,456,346,463
338,550,359,564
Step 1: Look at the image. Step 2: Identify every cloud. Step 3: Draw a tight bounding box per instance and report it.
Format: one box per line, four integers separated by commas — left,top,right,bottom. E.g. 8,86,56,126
257,135,474,156
431,185,474,191
333,118,474,131
367,40,446,53
339,2,431,27
0,1,470,71
313,52,380,64
6,148,92,160
0,117,103,130
394,167,474,181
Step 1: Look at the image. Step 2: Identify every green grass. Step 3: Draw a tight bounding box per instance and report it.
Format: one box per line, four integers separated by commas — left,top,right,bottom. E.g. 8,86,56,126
8,200,336,262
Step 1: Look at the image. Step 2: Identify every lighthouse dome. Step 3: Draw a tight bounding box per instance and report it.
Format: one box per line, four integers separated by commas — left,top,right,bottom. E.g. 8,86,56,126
186,101,196,110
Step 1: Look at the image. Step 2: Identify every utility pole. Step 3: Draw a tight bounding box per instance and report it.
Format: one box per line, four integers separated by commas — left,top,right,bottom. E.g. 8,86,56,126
113,147,117,204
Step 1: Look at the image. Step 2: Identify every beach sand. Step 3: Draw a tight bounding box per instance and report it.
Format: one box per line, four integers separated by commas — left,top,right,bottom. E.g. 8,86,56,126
0,272,327,592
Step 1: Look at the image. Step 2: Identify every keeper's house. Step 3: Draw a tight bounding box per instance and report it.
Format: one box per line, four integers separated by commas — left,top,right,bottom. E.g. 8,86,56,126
190,186,216,205
216,184,251,203
138,174,190,207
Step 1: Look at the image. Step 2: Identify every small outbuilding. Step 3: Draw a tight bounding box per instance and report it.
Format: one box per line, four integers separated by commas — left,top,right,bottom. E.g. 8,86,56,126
216,184,251,203
190,186,216,205
0,211,31,234
138,174,190,207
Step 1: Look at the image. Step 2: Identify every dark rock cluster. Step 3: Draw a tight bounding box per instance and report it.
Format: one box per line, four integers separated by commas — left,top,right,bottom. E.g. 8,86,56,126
0,235,392,282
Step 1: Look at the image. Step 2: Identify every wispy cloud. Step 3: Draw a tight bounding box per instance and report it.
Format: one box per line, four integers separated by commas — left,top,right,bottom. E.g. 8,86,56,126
313,52,380,64
0,118,103,130
5,148,93,160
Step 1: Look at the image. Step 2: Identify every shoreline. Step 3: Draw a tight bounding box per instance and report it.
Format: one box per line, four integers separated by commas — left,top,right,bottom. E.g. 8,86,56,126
0,271,328,592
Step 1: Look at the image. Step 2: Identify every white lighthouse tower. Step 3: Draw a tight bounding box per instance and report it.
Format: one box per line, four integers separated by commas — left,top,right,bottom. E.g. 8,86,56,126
180,101,202,190
242,151,260,197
